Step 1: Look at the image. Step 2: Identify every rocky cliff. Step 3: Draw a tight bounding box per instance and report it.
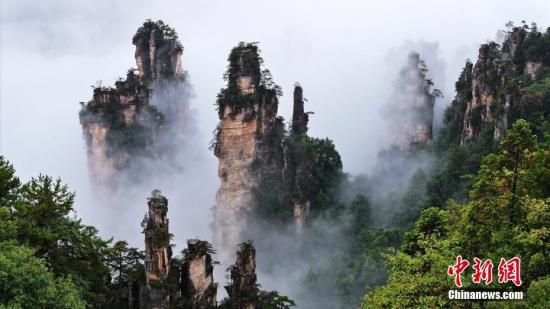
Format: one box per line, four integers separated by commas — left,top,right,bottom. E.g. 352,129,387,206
132,21,183,81
212,42,284,260
286,85,313,230
181,240,217,308
224,241,258,309
134,190,292,308
212,43,344,254
448,24,549,145
79,20,189,194
220,241,296,308
142,190,172,308
384,51,439,149
291,84,309,135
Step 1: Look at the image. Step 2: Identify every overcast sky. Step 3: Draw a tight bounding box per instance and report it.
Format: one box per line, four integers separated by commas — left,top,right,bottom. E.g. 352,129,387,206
1,0,549,240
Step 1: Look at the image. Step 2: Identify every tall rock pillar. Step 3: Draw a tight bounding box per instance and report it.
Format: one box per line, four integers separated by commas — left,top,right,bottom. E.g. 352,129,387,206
383,51,438,149
143,190,172,308
212,43,282,261
181,239,217,308
79,20,187,195
288,84,311,230
291,84,309,135
225,241,259,309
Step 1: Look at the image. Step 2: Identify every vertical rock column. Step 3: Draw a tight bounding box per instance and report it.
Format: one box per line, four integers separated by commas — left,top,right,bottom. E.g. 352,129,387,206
181,239,217,308
213,43,281,261
143,190,172,308
225,241,259,309
133,20,183,81
79,20,186,195
383,51,437,149
460,43,501,144
291,84,309,135
288,84,311,230
459,27,530,144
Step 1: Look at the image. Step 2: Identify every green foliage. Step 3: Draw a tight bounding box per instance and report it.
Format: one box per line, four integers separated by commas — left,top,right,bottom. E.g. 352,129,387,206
401,207,450,255
102,241,145,308
518,25,550,63
0,156,20,207
146,226,172,248
132,19,183,52
391,169,431,228
254,167,289,221
287,135,344,215
526,276,550,309
0,157,147,308
13,175,112,304
362,120,550,307
516,77,550,139
216,88,256,118
255,135,344,222
349,195,371,235
362,239,455,308
215,42,282,118
335,227,401,307
0,241,86,309
182,239,216,260
405,51,442,101
257,290,296,309
226,42,262,84
425,118,497,215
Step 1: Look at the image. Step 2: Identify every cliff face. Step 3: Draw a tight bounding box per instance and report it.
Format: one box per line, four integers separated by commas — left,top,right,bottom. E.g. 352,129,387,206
455,26,548,144
134,191,292,308
384,52,438,149
80,70,159,192
459,42,510,143
133,21,183,81
79,20,187,194
286,85,312,230
212,44,344,252
142,190,172,308
181,240,217,308
220,241,296,308
291,84,309,135
213,43,284,260
224,242,259,309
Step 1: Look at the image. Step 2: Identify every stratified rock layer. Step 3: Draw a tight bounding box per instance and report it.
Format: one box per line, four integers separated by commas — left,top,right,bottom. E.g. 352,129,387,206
182,240,217,309
287,85,312,230
455,26,546,144
133,21,183,81
143,190,172,308
224,242,259,309
79,20,186,194
291,84,309,135
384,51,437,149
213,43,282,261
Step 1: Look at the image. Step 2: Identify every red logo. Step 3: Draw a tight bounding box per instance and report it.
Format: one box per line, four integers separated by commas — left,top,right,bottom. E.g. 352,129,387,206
448,256,521,287
448,255,470,287
472,258,493,285
498,257,522,287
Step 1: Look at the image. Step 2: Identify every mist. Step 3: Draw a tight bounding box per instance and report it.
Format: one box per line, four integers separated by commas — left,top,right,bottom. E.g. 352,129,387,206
240,48,440,308
2,0,550,307
83,72,218,249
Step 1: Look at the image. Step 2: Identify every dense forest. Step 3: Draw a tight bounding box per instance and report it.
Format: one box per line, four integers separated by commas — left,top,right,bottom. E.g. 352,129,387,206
1,20,549,309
